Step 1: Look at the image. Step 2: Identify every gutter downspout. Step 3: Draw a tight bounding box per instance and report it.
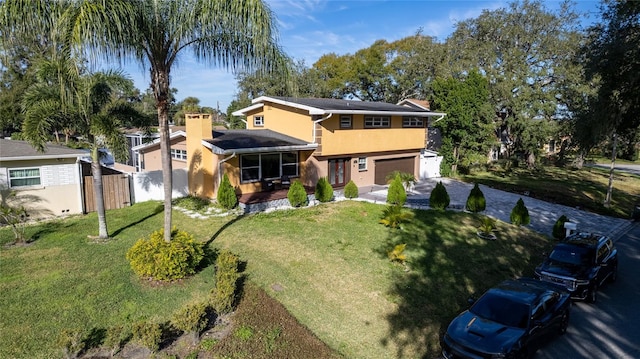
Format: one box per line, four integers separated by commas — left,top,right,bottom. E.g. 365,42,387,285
77,158,85,214
432,114,446,123
218,152,237,187
312,113,333,143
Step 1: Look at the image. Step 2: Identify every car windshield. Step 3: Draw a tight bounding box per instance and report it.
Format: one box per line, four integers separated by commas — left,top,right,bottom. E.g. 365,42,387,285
470,293,530,328
549,246,593,266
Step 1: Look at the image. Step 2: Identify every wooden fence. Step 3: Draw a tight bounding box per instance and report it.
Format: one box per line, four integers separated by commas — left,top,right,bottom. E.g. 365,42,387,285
83,174,131,213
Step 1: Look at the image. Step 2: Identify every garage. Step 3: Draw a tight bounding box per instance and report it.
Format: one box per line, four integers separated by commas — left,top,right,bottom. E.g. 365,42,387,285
374,157,415,185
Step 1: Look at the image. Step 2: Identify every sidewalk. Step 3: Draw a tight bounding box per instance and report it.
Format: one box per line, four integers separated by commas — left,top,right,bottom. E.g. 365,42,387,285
359,178,632,239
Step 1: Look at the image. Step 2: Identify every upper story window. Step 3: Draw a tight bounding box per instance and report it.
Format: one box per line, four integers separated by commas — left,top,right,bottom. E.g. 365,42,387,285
402,116,424,128
364,116,390,128
171,149,187,161
358,157,367,171
340,115,352,129
254,115,264,127
9,167,41,188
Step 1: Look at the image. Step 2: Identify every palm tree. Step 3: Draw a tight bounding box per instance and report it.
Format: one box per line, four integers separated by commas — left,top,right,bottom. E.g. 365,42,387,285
2,0,287,241
21,53,144,239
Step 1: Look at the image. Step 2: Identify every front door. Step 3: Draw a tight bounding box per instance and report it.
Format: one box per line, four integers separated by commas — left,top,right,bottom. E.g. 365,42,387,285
328,159,347,187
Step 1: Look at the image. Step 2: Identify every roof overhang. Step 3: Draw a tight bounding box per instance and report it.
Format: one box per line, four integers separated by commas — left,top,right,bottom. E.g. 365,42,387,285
0,153,84,161
132,130,186,152
201,140,318,155
232,96,446,117
231,103,265,116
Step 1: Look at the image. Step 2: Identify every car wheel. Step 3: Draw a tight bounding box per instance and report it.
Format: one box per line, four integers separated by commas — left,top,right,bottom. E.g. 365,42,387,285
559,310,570,335
587,283,598,303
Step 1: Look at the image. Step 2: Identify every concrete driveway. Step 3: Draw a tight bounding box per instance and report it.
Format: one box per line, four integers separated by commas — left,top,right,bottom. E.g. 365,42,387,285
361,177,631,239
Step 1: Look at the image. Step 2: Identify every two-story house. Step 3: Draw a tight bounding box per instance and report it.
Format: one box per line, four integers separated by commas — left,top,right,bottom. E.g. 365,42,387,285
185,96,445,199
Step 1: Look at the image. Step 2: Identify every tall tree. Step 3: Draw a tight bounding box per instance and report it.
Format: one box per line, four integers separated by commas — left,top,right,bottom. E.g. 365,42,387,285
431,71,496,175
578,0,640,207
1,0,288,241
446,0,584,167
21,53,143,238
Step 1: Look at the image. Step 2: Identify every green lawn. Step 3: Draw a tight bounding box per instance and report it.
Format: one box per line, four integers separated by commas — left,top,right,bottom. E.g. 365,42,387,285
462,165,640,218
1,200,552,359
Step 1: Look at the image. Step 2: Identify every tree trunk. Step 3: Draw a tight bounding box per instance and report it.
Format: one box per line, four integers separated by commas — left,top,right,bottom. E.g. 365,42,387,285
572,150,585,169
452,146,459,174
604,132,617,208
152,66,173,242
91,147,108,239
526,151,536,168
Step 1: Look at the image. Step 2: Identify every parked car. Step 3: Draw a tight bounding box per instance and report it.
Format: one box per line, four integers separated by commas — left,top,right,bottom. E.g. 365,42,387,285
442,277,571,359
534,232,617,303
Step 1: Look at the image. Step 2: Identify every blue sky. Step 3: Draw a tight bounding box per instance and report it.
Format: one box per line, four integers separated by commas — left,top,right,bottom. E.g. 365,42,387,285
117,0,601,112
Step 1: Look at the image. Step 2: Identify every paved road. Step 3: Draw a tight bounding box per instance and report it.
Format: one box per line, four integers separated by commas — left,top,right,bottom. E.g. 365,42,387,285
361,178,631,238
535,222,640,359
588,163,640,176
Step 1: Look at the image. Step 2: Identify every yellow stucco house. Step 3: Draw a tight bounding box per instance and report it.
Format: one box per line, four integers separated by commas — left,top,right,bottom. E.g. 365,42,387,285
186,96,445,199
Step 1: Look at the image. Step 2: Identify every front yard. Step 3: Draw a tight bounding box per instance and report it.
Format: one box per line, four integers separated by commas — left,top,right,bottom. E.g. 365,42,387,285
0,199,552,358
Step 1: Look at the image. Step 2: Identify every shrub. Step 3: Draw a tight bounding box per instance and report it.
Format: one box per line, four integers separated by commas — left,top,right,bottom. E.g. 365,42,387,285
173,195,211,212
379,205,414,229
386,171,416,192
57,329,84,359
465,183,486,213
0,189,30,243
386,176,407,205
103,325,128,357
477,216,497,237
429,181,450,210
126,228,204,281
212,250,240,314
172,301,209,345
217,174,238,209
287,180,308,207
314,177,334,202
343,180,359,198
510,198,531,226
553,215,570,240
132,320,162,353
200,338,217,351
387,243,407,265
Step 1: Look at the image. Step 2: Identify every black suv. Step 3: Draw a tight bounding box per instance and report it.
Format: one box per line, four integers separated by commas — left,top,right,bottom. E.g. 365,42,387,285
442,277,571,359
535,233,617,303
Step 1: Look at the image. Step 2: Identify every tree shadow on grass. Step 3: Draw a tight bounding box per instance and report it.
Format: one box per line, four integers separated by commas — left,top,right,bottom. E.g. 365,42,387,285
379,209,552,358
109,203,164,238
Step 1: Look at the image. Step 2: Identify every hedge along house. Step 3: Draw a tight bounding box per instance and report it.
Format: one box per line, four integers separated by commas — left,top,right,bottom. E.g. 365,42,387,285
186,97,445,200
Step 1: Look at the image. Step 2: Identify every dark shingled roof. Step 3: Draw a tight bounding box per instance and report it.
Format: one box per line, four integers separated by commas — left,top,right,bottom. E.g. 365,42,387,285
204,129,312,154
0,139,87,160
269,96,429,113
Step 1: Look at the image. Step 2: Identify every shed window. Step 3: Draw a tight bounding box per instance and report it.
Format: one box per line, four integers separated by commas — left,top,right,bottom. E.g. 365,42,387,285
254,115,264,127
402,116,424,127
340,115,352,128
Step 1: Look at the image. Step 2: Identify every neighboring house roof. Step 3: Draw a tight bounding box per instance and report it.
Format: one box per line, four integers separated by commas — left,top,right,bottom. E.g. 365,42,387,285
232,96,446,118
397,99,431,111
202,129,317,155
0,139,86,161
131,130,186,153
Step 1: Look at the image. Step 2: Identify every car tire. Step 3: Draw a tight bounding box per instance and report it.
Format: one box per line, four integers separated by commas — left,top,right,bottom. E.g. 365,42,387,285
587,283,598,303
559,310,570,335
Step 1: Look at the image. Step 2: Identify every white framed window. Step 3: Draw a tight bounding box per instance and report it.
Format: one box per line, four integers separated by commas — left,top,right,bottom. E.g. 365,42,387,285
340,115,352,129
240,152,299,183
254,115,264,127
170,149,187,160
402,116,424,128
364,116,390,128
358,157,367,171
9,167,41,188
